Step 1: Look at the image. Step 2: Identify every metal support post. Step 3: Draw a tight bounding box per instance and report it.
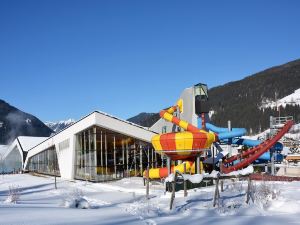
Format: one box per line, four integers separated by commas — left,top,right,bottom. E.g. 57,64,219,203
271,153,275,175
146,167,150,199
183,163,187,197
196,155,200,174
140,145,143,176
213,175,220,207
167,157,171,176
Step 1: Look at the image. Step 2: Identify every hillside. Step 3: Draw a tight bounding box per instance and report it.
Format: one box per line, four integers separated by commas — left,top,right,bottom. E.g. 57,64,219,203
0,100,53,144
128,59,300,134
127,112,160,127
209,59,300,134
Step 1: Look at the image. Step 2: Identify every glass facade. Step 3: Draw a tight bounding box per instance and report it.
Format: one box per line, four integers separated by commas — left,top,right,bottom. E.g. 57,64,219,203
75,126,162,182
27,146,60,176
3,147,22,173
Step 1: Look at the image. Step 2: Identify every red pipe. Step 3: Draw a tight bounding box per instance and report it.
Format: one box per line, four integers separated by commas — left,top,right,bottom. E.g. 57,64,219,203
221,120,294,173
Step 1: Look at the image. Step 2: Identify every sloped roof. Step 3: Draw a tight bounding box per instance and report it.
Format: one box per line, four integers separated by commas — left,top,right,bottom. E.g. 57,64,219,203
28,111,157,152
17,136,48,152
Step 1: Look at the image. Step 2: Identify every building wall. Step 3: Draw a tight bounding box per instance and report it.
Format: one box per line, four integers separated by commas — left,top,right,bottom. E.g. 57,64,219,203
25,113,96,179
150,86,197,133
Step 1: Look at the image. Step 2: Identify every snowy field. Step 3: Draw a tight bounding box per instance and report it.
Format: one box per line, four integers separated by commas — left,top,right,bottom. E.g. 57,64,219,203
1,174,300,225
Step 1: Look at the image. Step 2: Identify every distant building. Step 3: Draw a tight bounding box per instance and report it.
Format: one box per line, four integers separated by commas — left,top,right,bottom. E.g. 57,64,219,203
1,136,47,173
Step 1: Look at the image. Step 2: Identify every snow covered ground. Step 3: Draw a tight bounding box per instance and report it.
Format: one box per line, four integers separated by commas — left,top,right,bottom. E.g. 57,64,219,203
1,174,300,225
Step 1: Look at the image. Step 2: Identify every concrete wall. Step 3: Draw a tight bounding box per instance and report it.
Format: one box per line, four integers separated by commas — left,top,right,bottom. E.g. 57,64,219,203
150,86,197,133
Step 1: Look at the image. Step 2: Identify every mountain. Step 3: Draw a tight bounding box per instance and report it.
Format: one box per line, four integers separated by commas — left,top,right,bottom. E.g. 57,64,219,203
0,100,53,144
129,59,300,135
127,113,160,127
45,119,75,133
260,88,300,109
209,59,300,134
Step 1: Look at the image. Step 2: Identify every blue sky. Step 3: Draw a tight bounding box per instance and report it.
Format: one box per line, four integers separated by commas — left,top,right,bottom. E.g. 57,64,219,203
1,0,300,122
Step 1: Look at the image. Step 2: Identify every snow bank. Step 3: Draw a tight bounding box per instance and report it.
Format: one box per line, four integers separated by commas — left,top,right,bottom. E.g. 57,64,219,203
3,173,300,225
222,165,254,176
269,199,300,213
208,170,220,178
182,174,204,183
63,197,90,209
62,188,90,209
165,173,175,182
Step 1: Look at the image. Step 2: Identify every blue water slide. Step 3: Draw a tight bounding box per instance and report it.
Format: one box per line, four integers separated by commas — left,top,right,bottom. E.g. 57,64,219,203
198,118,246,140
204,122,247,140
197,118,283,162
198,118,283,149
255,152,284,162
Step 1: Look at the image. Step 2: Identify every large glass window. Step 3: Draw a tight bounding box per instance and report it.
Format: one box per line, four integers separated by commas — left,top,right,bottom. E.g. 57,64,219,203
74,126,160,182
27,146,60,176
3,147,22,173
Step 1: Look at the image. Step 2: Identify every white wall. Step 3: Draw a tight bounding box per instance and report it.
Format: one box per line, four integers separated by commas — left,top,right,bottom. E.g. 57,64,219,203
25,112,96,179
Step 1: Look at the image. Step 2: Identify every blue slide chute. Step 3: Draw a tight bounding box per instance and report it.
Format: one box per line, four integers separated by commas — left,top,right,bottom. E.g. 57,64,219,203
198,118,283,162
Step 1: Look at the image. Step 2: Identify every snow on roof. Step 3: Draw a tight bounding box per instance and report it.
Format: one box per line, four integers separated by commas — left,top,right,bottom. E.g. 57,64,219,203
17,136,48,152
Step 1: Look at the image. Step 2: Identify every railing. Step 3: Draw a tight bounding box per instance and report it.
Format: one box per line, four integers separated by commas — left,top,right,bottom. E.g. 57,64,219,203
270,116,293,127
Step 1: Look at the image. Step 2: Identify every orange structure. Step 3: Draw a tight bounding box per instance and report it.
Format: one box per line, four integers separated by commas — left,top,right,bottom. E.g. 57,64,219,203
152,99,217,161
147,97,293,179
146,100,218,178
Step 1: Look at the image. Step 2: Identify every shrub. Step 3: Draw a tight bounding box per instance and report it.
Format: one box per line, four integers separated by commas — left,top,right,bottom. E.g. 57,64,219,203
5,185,21,203
253,181,279,209
62,188,90,209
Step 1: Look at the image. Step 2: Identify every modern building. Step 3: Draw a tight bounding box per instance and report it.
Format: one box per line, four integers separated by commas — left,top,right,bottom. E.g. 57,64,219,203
24,111,161,181
2,84,204,181
0,136,47,173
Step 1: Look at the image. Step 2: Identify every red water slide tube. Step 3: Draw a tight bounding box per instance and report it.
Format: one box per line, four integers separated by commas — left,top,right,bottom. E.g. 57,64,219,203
221,120,294,174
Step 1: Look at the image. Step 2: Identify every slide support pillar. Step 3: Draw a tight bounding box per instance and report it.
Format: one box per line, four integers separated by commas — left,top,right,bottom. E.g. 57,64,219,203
201,113,206,130
271,153,275,175
228,120,232,157
196,155,200,174
167,157,171,176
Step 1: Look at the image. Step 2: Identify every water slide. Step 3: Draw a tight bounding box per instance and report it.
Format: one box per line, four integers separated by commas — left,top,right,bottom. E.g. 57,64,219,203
146,98,293,177
144,162,190,179
198,118,284,162
146,100,217,179
220,120,294,173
